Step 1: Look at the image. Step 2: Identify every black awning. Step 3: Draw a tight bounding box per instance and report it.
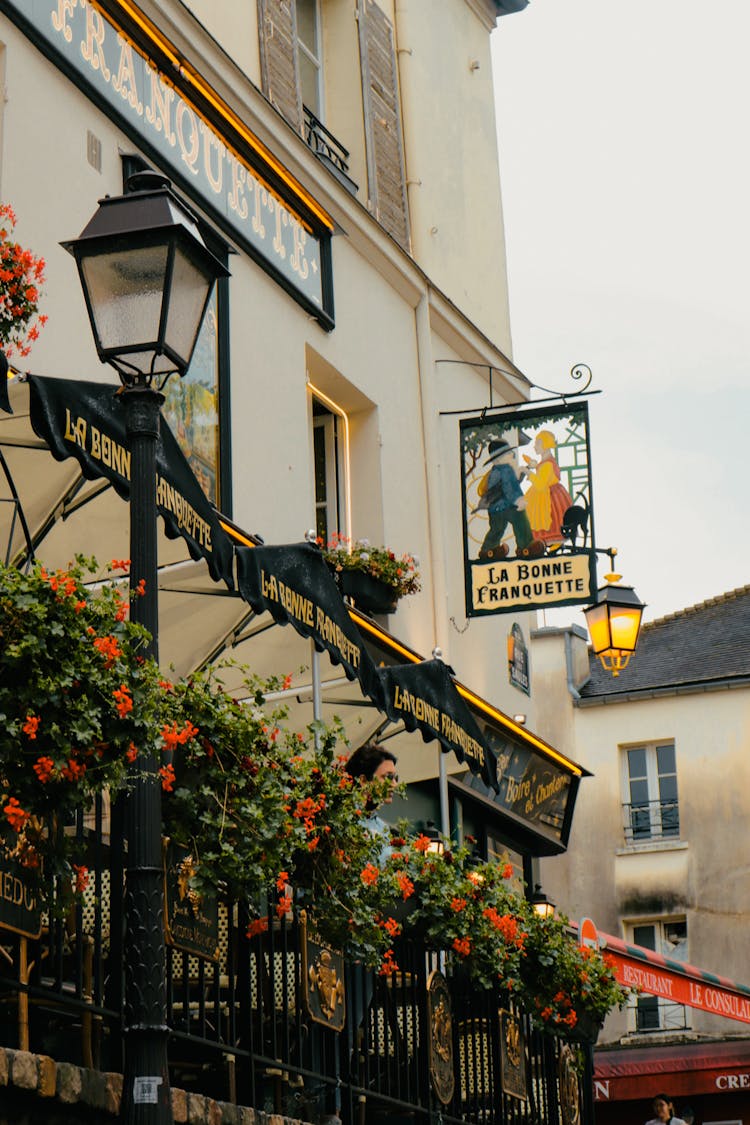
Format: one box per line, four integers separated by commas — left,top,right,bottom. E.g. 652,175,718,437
235,542,384,708
379,658,497,790
24,374,234,587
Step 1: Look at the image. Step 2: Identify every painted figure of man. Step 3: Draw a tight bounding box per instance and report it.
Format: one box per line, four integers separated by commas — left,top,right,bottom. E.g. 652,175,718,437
475,439,544,560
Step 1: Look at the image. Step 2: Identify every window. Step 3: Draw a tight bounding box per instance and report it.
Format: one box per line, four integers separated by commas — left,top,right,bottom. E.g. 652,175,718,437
296,0,323,118
627,919,688,1032
312,396,349,544
622,742,679,843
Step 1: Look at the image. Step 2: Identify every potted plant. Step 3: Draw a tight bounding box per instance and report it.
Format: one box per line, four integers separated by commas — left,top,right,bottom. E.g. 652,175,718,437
0,203,47,359
320,534,421,614
355,828,629,1027
519,910,627,1039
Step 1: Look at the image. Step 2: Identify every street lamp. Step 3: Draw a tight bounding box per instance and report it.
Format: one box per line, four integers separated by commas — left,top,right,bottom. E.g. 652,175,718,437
422,820,445,856
584,577,645,678
530,883,556,920
63,171,228,1124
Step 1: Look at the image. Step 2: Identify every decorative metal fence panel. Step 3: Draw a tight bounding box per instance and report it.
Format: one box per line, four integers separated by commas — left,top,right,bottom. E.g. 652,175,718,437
0,810,589,1124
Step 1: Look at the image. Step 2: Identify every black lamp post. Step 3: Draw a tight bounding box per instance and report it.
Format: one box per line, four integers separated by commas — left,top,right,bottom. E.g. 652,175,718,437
63,172,228,1123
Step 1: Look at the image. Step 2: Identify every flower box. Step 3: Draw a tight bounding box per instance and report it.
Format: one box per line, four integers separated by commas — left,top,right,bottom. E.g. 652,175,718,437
320,536,420,610
338,568,398,615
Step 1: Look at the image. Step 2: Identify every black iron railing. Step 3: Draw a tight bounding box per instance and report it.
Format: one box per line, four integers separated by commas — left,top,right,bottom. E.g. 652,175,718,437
633,997,689,1034
0,808,587,1123
622,799,680,844
303,108,358,195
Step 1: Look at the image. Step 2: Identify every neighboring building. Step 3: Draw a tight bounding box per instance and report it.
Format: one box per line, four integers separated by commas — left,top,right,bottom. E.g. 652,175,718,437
532,588,750,1124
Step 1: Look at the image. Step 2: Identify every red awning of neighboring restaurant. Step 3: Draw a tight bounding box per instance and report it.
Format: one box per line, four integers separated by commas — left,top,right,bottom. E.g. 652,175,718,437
594,1039,750,1101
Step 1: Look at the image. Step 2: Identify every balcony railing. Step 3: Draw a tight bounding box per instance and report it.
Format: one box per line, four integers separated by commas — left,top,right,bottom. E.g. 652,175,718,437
303,108,358,195
622,798,680,844
632,998,689,1034
0,806,585,1124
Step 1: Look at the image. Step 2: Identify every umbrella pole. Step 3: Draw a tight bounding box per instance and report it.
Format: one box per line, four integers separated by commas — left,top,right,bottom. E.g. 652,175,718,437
311,640,322,748
438,751,450,841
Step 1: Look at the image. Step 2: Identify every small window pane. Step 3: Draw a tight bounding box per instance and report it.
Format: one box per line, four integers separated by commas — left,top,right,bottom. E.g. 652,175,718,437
631,807,651,838
658,775,678,802
629,779,649,805
636,995,660,1031
314,425,327,503
300,52,320,116
656,744,676,773
627,747,647,777
296,0,316,51
632,924,656,950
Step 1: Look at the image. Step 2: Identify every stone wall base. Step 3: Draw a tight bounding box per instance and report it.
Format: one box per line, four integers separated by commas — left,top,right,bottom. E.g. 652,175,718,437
0,1047,311,1125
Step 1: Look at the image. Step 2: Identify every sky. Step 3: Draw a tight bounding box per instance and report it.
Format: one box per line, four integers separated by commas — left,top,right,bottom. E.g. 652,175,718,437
490,0,750,627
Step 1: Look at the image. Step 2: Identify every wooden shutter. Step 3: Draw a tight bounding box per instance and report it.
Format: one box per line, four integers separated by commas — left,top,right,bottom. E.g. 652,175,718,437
357,0,410,249
257,0,303,134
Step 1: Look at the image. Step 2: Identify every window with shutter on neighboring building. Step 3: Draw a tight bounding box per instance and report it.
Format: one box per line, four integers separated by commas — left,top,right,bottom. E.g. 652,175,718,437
621,741,680,844
357,0,410,249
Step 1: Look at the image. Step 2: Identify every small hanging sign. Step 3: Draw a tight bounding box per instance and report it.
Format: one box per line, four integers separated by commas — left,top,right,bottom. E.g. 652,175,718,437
507,623,530,695
300,911,346,1031
460,402,597,616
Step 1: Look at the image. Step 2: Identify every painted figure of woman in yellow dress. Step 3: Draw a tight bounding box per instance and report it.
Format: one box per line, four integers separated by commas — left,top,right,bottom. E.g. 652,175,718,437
522,430,573,546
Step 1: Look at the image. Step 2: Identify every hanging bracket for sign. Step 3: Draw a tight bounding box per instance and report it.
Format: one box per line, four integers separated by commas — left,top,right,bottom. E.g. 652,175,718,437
438,362,599,416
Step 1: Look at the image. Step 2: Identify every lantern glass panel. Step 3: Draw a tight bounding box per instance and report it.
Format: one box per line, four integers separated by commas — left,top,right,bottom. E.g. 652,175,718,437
585,601,611,654
163,246,214,369
609,607,640,652
80,244,168,360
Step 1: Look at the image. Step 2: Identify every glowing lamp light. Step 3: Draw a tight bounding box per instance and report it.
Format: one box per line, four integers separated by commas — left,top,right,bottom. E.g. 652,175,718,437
530,883,555,920
584,579,645,677
423,820,445,856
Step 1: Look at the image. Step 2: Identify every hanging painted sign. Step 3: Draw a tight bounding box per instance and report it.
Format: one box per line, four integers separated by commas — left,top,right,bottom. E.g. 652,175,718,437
5,0,332,324
460,402,597,616
20,375,235,587
507,623,530,695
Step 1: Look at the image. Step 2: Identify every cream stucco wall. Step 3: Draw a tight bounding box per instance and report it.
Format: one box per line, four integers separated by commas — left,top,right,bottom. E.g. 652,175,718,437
393,0,513,349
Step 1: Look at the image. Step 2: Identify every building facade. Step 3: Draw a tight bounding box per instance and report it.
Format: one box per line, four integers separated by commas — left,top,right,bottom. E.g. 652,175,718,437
0,2,606,1123
532,588,750,1124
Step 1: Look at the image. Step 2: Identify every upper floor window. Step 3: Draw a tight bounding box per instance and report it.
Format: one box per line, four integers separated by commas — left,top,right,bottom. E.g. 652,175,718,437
627,919,688,1033
296,0,323,118
621,742,679,844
